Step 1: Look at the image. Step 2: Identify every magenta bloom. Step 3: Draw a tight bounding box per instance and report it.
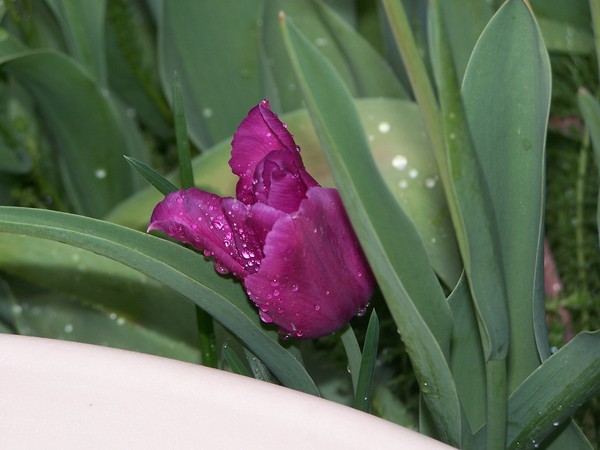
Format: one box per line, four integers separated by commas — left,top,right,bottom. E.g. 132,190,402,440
148,100,373,339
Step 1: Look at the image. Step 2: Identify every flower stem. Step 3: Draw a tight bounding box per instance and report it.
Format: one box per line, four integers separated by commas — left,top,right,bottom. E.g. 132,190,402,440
172,71,217,367
486,358,507,450
196,307,217,368
574,130,590,289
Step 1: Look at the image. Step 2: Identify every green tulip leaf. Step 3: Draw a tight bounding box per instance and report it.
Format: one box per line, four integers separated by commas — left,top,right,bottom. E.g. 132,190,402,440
577,89,600,240
280,16,461,445
261,0,406,113
44,0,107,83
0,49,150,217
0,207,318,396
158,0,262,150
506,332,600,449
0,234,200,362
462,0,551,389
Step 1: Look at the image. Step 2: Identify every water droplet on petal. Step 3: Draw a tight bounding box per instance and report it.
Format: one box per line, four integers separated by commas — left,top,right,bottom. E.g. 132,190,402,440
270,278,279,287
290,284,298,292
259,310,274,324
295,330,304,338
313,304,320,311
272,289,280,297
214,262,229,275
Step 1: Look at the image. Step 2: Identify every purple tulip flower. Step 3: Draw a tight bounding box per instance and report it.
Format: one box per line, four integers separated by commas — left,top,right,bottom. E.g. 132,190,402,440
148,100,374,339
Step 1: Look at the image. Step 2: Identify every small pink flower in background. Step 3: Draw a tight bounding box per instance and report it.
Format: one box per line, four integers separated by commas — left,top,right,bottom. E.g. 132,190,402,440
148,100,374,339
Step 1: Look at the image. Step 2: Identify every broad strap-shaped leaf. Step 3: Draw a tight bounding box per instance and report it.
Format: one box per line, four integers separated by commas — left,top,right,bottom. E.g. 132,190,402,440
462,0,552,390
0,48,150,217
437,0,492,81
261,0,406,113
280,16,461,446
530,0,592,54
158,0,262,150
505,332,600,449
0,234,199,357
447,273,486,435
430,4,509,446
44,0,107,84
105,0,172,139
430,0,508,363
578,89,600,240
0,207,318,396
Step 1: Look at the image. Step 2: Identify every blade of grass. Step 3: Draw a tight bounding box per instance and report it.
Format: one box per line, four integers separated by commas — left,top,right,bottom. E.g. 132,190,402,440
340,325,361,394
244,349,273,383
172,71,195,187
222,343,251,377
354,310,379,413
124,156,178,196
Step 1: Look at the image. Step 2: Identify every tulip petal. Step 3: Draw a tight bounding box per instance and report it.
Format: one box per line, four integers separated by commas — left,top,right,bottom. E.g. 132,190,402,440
222,198,264,279
245,187,374,339
148,189,246,276
253,149,312,213
230,99,317,204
